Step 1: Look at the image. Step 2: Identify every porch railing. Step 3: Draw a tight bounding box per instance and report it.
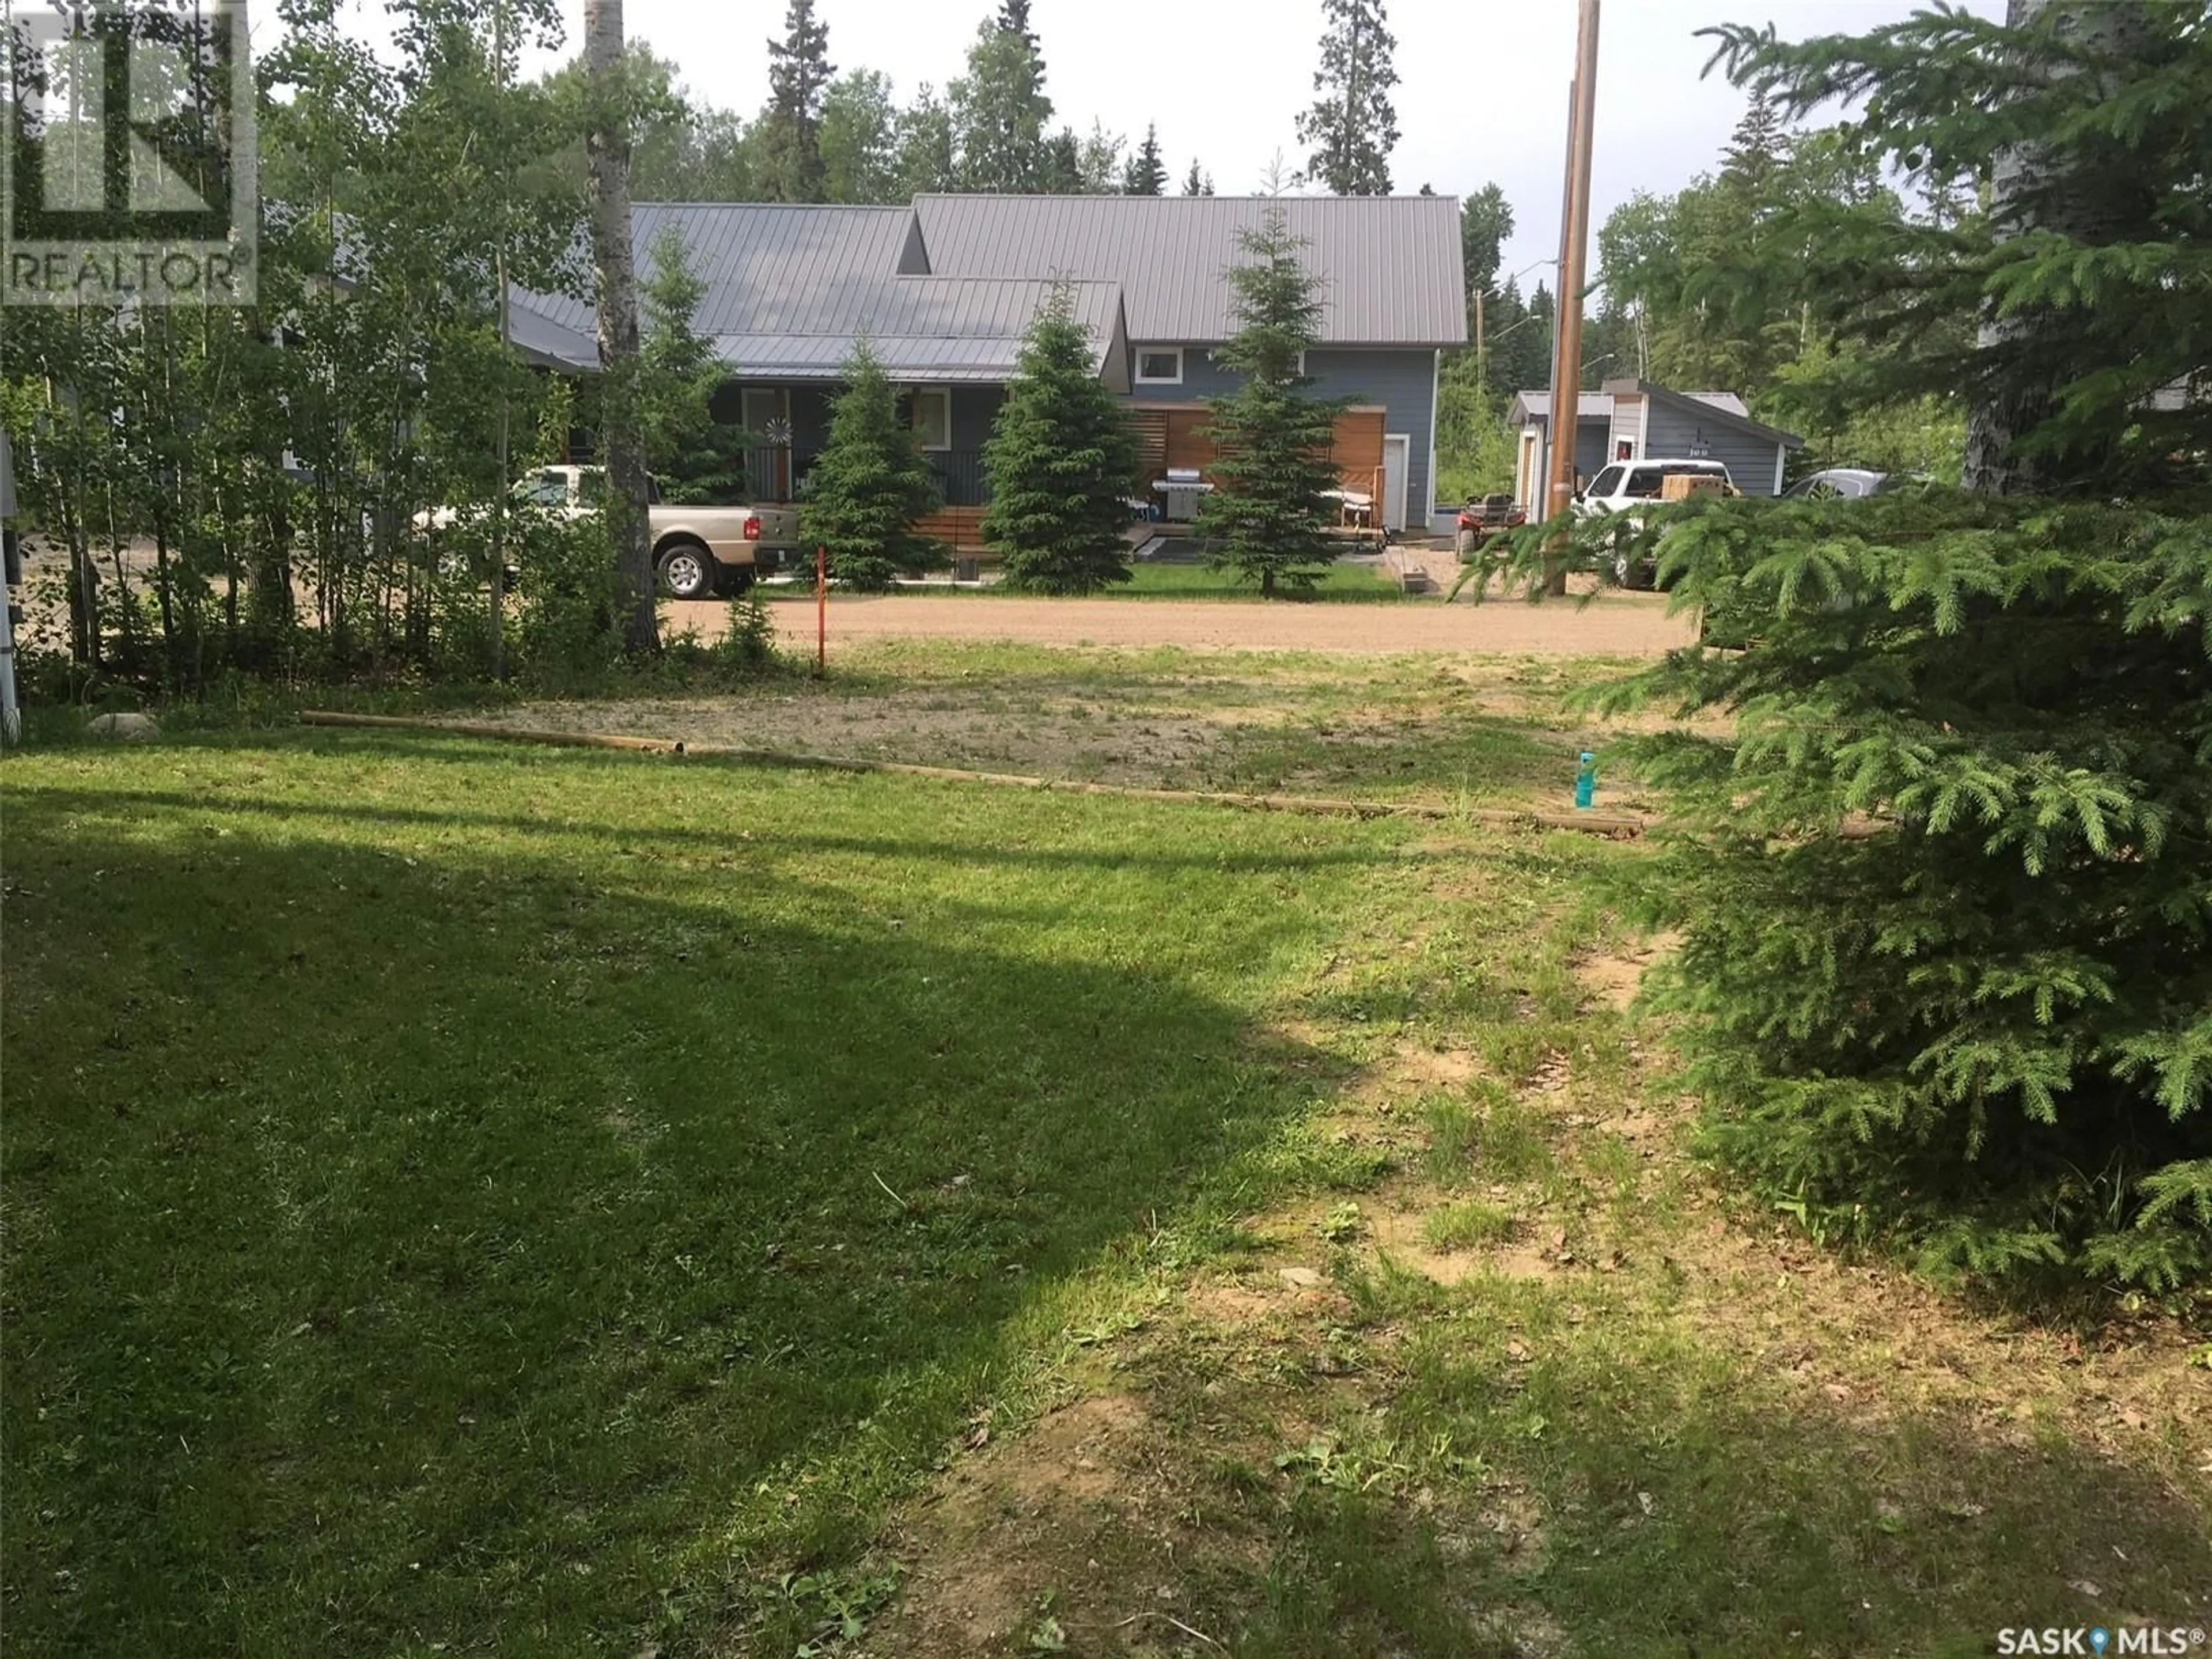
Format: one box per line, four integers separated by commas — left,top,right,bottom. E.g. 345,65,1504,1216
737,446,991,509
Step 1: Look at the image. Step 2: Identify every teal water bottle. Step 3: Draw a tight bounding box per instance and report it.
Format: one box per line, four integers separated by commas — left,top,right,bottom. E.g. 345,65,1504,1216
1575,751,1597,810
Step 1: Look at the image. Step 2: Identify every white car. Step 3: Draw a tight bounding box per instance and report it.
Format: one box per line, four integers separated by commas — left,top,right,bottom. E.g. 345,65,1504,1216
1573,459,1736,589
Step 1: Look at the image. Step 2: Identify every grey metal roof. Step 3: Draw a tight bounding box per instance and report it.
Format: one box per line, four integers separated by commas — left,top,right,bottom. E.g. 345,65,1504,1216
1513,389,1752,422
1510,384,1798,446
912,193,1468,347
512,206,1126,384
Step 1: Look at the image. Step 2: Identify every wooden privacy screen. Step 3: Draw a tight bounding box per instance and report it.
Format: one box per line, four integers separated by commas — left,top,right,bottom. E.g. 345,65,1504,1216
1130,406,1384,488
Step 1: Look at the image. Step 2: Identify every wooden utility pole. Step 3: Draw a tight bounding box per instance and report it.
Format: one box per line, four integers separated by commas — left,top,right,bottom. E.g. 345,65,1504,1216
490,0,510,681
585,0,658,654
1543,0,1601,593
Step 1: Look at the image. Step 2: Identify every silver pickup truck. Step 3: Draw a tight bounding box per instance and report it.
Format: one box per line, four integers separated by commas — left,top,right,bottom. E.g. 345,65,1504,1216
421,465,801,597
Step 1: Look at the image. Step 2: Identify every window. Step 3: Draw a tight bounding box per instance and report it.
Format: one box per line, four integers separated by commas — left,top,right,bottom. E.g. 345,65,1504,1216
910,387,952,452
1623,468,1665,499
514,470,570,507
740,388,785,438
1585,465,1625,499
1135,347,1183,385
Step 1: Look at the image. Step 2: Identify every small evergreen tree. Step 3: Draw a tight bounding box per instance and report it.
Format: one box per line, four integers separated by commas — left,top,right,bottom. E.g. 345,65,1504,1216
761,0,835,203
800,341,944,591
1558,0,2212,1295
1181,158,1214,197
638,226,745,503
1196,212,1347,597
1296,0,1400,196
1123,123,1167,195
982,287,1141,594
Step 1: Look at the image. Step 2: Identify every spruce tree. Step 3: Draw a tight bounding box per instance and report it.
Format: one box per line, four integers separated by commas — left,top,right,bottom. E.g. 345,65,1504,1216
1565,1,2212,1293
1181,158,1214,198
638,226,745,504
982,288,1141,594
762,0,834,203
1295,0,1400,196
1196,213,1347,597
800,342,945,591
1123,123,1168,195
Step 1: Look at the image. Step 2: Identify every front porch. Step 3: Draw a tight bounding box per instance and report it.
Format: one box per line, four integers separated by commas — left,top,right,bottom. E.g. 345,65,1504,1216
722,381,1001,511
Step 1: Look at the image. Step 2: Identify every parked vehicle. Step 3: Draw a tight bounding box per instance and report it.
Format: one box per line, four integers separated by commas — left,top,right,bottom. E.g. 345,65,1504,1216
1573,459,1737,590
1455,493,1528,559
416,465,800,598
1782,467,1918,499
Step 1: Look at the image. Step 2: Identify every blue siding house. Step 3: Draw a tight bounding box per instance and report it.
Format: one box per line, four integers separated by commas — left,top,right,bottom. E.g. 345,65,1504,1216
513,194,1468,536
1508,380,1804,512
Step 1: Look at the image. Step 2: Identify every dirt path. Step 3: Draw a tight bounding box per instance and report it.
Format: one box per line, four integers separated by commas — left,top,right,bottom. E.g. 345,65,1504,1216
674,589,1698,657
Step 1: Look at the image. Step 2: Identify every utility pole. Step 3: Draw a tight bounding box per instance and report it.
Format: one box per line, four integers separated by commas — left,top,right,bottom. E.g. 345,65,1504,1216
491,0,510,681
1543,0,1600,594
1474,285,1486,393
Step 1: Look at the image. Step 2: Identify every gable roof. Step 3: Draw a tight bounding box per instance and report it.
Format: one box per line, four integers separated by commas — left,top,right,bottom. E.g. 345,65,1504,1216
512,203,1127,384
1510,381,1800,449
912,194,1468,347
1511,389,1750,423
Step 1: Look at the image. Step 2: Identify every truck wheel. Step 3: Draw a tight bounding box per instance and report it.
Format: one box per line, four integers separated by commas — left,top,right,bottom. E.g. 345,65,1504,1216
657,541,715,600
713,564,755,599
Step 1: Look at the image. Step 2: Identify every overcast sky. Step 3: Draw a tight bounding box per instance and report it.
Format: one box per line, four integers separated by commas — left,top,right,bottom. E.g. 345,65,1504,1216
304,0,2003,287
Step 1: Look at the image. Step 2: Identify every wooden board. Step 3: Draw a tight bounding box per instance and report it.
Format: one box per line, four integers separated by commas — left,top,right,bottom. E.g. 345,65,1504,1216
917,506,989,553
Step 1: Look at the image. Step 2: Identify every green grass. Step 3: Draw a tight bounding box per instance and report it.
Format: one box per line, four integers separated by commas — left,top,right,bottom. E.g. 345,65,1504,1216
1421,1198,1517,1251
0,730,1415,1657
6,665,2203,1659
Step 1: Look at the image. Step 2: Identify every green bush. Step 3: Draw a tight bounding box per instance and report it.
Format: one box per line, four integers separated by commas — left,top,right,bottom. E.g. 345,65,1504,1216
1592,489,2211,1293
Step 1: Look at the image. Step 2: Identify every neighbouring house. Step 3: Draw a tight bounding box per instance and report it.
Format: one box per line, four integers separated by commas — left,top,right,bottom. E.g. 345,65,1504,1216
510,194,1468,548
1508,379,1804,514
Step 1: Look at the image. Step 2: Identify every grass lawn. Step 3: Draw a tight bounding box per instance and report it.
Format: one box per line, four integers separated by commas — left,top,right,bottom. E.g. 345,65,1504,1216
5,667,2205,1658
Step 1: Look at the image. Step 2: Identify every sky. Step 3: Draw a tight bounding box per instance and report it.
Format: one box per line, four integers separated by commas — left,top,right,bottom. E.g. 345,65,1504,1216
298,0,2004,287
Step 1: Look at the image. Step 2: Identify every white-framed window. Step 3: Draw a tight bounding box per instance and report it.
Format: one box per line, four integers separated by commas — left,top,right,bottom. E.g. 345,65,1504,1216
910,387,952,451
1135,347,1184,385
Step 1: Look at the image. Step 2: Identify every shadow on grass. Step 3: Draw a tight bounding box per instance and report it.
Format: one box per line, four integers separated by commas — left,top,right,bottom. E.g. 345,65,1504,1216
1205,1274,2212,1658
3,779,1339,1657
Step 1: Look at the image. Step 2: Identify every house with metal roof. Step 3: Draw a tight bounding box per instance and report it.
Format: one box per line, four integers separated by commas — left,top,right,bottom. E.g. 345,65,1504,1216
514,193,1467,536
1508,380,1804,514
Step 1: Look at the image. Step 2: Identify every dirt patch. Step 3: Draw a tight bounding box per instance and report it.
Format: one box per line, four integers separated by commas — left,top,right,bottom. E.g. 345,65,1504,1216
1574,930,1681,1013
876,1386,1275,1659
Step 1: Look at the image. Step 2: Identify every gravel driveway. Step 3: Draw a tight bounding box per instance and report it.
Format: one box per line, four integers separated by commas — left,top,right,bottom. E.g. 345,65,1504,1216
679,588,1696,658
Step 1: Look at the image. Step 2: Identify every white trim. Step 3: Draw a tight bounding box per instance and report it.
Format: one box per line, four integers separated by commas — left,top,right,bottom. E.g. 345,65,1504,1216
1382,433,1412,531
911,385,953,452
1638,395,1651,454
1134,346,1184,385
1425,348,1440,528
1772,445,1786,495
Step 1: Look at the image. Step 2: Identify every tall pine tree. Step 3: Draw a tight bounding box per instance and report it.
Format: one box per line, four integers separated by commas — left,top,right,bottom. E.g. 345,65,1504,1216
761,0,834,203
982,287,1141,594
951,10,1052,191
1296,0,1400,196
1123,123,1167,195
1196,213,1347,597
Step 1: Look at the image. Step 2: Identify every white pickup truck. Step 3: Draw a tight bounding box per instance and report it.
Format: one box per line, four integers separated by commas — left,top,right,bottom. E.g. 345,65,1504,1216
420,465,801,598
